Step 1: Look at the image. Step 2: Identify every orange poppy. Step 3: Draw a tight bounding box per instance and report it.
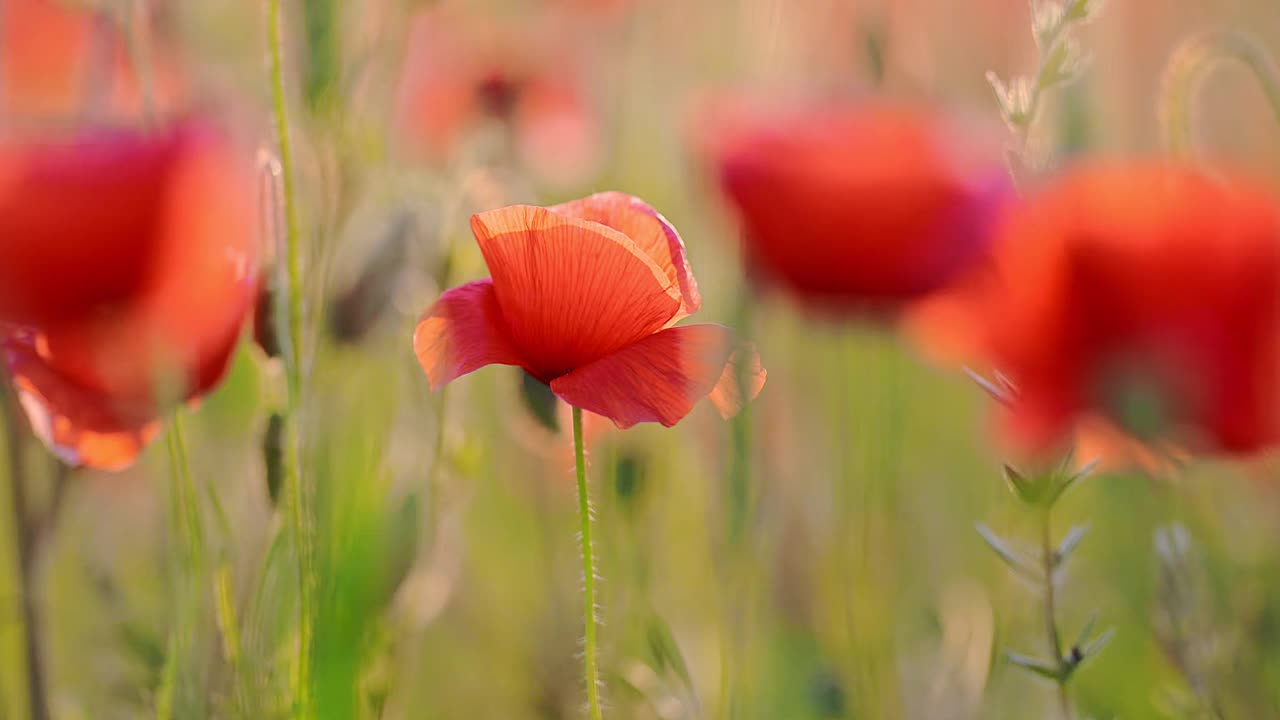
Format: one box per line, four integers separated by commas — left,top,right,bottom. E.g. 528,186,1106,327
975,161,1280,458
0,119,258,469
701,100,1009,314
395,4,599,185
414,192,765,428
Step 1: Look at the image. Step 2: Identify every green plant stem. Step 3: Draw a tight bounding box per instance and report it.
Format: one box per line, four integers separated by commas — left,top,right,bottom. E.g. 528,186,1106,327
157,412,206,720
573,407,604,720
717,289,755,720
1160,30,1280,155
3,394,49,720
1040,505,1072,720
267,0,314,715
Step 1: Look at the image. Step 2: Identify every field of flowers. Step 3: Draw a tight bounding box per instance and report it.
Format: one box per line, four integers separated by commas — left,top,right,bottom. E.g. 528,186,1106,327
3,0,1280,718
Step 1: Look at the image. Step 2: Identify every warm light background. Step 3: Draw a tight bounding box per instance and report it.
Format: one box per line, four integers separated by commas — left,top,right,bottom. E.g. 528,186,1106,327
4,1,1280,719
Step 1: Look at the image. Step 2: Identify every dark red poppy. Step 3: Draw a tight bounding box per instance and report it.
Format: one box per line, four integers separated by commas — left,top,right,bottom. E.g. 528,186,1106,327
973,161,1280,458
414,192,764,428
395,4,599,186
701,100,1009,313
0,120,258,469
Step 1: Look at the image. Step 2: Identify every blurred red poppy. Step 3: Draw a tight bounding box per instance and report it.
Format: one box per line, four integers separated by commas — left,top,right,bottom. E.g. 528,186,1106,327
701,100,1009,314
974,162,1280,458
395,4,600,186
1,0,186,120
414,192,765,428
0,120,258,469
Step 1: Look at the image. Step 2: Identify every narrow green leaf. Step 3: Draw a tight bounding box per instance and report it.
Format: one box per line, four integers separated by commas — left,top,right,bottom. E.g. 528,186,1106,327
1048,457,1099,506
1080,627,1115,660
1054,525,1090,567
1073,616,1097,652
1005,650,1062,680
976,524,1041,581
647,613,696,696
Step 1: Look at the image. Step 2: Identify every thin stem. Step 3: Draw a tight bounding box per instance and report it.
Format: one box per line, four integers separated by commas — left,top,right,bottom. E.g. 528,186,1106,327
573,407,604,720
717,289,755,720
156,412,208,720
1040,506,1073,720
3,394,49,720
266,0,314,715
1159,30,1280,155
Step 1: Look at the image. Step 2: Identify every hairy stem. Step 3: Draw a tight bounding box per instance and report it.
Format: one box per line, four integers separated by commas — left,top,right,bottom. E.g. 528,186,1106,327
267,0,314,715
573,407,604,720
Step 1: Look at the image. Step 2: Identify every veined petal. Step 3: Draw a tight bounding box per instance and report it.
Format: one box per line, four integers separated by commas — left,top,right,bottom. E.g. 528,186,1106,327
550,324,763,428
413,279,525,390
471,204,681,379
550,191,701,318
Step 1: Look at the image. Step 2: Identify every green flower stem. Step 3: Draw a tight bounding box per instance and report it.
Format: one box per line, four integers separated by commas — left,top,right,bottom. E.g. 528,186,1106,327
1040,505,1073,720
3,392,49,720
1160,30,1280,155
267,0,314,715
718,288,756,720
156,412,206,720
573,407,604,720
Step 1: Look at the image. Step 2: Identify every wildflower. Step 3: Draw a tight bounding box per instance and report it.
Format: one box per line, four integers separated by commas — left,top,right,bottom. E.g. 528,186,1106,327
414,192,764,427
702,100,1009,314
396,4,599,186
0,120,259,469
977,161,1280,457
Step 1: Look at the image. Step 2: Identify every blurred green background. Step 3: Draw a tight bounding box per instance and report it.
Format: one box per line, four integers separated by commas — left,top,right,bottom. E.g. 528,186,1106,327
5,0,1280,718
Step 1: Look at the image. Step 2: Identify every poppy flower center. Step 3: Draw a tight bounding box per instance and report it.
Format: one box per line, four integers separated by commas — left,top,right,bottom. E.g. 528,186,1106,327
1091,351,1191,443
476,70,523,120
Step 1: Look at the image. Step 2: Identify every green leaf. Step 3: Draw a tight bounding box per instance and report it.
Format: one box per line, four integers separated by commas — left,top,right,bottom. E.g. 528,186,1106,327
646,613,696,698
1004,464,1050,505
1005,650,1063,680
976,524,1041,581
1047,457,1098,506
1054,525,1090,567
1079,627,1115,661
1073,616,1098,652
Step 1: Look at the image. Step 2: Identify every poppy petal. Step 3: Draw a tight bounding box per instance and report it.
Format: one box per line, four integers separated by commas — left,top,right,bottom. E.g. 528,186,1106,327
471,204,681,379
5,332,162,470
549,324,761,428
413,279,525,390
550,192,701,318
707,343,767,419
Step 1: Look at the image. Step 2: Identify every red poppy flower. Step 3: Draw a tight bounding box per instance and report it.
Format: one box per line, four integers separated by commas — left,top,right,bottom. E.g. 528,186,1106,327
396,4,599,186
974,161,1280,458
0,120,258,469
414,192,764,428
701,100,1009,313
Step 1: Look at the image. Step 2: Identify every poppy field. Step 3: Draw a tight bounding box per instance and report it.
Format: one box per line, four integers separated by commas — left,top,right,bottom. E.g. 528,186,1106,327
5,0,1280,718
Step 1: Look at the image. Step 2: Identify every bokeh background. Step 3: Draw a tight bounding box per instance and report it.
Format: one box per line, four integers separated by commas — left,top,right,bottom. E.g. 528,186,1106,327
4,0,1280,719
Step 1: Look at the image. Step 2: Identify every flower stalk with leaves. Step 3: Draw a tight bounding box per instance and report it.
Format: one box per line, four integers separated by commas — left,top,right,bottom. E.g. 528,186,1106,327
977,456,1113,719
987,0,1103,180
